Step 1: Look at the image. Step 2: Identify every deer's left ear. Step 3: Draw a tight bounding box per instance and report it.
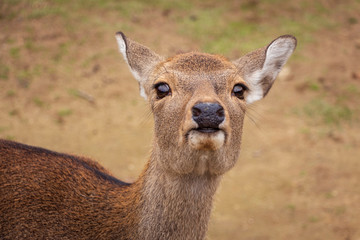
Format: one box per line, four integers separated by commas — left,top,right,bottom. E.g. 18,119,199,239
233,35,297,104
116,32,163,100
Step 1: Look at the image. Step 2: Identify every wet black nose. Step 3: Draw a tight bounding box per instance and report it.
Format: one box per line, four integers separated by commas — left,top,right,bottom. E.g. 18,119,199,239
192,102,225,130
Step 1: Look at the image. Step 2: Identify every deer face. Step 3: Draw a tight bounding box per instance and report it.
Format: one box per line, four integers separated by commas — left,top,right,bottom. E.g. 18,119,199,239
116,33,296,176
146,53,246,175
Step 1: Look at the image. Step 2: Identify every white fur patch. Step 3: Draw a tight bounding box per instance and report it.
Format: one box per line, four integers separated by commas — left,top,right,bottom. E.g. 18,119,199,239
261,37,295,83
245,37,296,104
265,38,295,67
139,85,147,100
188,130,225,150
115,34,127,63
245,69,264,104
115,34,148,100
194,155,209,175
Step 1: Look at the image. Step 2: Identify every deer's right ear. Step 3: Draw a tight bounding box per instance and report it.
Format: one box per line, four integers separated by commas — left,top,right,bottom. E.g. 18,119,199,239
115,32,163,100
233,35,297,104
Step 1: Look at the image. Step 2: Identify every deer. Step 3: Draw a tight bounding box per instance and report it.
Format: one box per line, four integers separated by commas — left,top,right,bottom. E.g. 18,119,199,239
0,32,296,239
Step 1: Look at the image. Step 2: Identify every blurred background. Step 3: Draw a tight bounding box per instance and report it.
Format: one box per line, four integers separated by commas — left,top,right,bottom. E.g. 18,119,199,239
1,0,359,239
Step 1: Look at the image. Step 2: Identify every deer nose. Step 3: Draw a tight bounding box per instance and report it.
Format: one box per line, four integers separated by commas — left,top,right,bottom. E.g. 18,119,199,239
192,102,225,130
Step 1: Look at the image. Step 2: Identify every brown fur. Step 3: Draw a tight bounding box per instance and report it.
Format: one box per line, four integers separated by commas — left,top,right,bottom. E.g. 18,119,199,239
0,33,296,239
0,139,141,239
168,52,234,72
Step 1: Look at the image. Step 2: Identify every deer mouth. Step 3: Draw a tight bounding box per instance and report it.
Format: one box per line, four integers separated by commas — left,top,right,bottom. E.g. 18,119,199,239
186,128,226,150
195,127,220,133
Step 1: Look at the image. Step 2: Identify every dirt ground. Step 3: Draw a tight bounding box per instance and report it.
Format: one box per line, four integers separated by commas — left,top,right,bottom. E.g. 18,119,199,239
1,1,360,239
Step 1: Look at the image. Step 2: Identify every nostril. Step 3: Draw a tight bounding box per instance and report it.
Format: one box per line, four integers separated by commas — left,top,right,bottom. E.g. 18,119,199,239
216,107,225,119
192,106,202,117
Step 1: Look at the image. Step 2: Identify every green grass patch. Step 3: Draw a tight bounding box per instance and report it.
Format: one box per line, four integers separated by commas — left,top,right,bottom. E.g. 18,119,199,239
180,8,225,42
175,0,342,55
16,69,33,88
0,65,10,80
27,4,68,19
53,0,192,17
309,216,320,223
81,53,102,68
24,37,38,51
113,1,147,17
6,90,16,97
334,206,346,215
68,88,80,97
9,109,19,116
205,20,261,54
147,0,193,11
33,97,45,107
308,82,320,91
345,84,360,95
277,13,336,45
304,78,321,91
0,0,22,20
53,42,70,62
286,204,296,212
10,47,20,59
0,126,9,133
303,98,353,125
6,38,16,45
5,135,15,141
58,109,73,117
179,7,264,55
348,17,358,25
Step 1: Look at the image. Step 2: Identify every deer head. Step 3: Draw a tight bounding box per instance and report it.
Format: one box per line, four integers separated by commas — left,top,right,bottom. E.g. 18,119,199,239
116,32,296,176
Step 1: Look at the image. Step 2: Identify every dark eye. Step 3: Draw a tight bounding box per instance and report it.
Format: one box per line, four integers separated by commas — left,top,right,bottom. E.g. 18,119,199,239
232,84,247,100
154,82,171,99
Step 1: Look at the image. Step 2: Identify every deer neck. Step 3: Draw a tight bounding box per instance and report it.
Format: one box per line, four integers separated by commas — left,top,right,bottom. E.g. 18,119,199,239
137,150,221,240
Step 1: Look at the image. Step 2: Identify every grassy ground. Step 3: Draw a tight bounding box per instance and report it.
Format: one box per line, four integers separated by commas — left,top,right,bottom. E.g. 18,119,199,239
1,0,360,239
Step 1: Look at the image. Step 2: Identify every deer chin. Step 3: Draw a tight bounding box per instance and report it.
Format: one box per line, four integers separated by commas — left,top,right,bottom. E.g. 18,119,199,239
187,129,226,151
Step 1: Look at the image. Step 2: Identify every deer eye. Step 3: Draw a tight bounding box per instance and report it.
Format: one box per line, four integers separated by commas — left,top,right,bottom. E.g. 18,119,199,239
232,84,248,100
154,82,171,99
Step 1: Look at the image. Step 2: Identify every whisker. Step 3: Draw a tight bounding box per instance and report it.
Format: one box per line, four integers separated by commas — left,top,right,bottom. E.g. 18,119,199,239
139,104,153,126
245,104,264,129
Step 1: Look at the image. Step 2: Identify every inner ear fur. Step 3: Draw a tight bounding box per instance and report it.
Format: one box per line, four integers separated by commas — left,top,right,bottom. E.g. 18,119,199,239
115,32,163,99
233,35,297,104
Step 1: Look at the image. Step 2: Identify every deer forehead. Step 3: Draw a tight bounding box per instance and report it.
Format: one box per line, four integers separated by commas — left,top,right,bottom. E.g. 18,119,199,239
166,52,235,72
150,52,243,92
